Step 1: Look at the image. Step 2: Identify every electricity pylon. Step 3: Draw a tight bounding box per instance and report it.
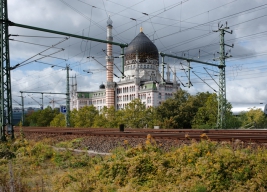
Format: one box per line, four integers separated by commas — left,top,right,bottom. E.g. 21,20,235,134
213,22,233,129
0,0,13,140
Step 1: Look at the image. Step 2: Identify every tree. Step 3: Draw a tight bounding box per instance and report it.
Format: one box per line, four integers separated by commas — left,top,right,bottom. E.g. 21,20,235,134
155,90,189,128
24,107,59,127
122,99,148,128
155,90,212,128
104,106,121,128
240,109,267,128
50,113,66,127
192,93,236,129
72,106,98,128
144,106,158,128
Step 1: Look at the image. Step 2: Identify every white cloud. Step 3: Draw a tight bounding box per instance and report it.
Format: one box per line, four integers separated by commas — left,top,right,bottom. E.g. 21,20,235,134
7,0,267,108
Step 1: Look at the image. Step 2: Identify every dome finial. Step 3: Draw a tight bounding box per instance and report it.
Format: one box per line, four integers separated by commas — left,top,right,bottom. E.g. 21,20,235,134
140,27,143,32
107,15,113,26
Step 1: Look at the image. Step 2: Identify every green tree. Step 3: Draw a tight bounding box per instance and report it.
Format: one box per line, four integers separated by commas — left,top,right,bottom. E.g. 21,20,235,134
50,113,66,127
225,114,242,129
104,106,120,128
240,109,267,128
70,109,78,127
24,107,59,127
72,106,98,128
122,99,148,128
192,93,218,129
144,106,158,128
93,107,109,128
155,90,189,128
192,93,236,129
155,90,212,128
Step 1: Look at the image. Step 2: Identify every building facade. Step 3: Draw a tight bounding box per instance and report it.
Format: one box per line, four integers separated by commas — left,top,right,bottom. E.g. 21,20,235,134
70,17,180,111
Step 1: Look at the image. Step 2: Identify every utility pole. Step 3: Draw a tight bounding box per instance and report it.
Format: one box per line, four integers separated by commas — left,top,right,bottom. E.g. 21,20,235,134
161,56,165,83
66,65,70,127
41,93,43,110
213,22,233,129
187,61,191,88
19,93,24,126
0,0,13,140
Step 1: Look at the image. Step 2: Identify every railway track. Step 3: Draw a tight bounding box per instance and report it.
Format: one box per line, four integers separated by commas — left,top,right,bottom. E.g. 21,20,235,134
14,127,267,143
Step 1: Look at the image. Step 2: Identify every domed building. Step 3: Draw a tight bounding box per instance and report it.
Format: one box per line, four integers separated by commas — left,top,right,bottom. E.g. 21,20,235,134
70,18,180,111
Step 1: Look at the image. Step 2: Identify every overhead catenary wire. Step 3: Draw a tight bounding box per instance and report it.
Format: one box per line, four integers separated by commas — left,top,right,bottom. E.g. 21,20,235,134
90,56,120,78
9,39,63,49
11,37,68,70
51,0,242,70
102,49,125,77
169,66,186,87
192,71,217,92
154,3,267,41
13,49,65,70
11,0,267,100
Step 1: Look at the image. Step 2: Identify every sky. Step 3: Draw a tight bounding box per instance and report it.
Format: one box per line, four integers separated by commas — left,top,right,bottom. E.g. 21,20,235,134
8,0,267,109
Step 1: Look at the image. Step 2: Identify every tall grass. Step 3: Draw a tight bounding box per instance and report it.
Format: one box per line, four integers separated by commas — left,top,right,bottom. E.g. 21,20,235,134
1,135,267,191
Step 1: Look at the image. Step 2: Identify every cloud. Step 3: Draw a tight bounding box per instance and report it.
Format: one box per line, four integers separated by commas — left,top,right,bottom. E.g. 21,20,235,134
8,0,267,108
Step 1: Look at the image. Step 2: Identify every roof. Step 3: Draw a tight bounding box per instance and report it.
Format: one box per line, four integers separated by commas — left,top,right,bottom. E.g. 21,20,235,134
99,83,105,89
77,91,105,99
125,32,158,64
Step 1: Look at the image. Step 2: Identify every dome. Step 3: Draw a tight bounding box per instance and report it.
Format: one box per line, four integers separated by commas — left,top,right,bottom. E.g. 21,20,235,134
125,31,158,65
99,83,105,89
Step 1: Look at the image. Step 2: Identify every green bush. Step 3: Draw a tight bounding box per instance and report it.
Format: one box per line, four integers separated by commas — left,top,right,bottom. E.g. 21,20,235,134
2,137,267,191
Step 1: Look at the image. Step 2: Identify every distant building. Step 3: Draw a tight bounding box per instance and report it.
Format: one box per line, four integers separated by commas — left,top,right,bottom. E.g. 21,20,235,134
12,107,41,125
70,17,180,110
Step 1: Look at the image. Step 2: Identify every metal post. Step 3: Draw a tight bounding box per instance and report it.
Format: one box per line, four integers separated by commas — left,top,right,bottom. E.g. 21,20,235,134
188,61,191,88
10,22,128,48
20,92,24,126
121,47,124,77
217,29,226,129
1,0,13,140
162,56,165,83
214,24,233,129
66,65,70,127
41,93,43,110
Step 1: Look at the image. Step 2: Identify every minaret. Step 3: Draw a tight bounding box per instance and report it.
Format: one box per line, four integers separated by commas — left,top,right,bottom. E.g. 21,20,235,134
106,16,115,108
166,64,170,82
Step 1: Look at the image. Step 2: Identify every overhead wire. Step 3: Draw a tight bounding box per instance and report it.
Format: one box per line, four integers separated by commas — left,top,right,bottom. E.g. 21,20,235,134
12,0,267,96
59,0,106,32
9,39,63,49
154,3,267,41
11,37,68,69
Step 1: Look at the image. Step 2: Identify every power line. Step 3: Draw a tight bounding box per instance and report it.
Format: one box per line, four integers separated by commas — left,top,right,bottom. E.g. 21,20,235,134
9,39,63,49
154,3,267,41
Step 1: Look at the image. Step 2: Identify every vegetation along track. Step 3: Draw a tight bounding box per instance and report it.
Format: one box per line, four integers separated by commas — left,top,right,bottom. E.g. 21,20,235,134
14,127,267,143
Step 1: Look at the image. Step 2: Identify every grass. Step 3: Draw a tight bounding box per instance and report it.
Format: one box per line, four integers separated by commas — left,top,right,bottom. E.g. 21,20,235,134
1,134,267,191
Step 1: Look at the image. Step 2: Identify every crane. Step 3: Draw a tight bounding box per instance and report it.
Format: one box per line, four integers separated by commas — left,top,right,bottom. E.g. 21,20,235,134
46,96,65,109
